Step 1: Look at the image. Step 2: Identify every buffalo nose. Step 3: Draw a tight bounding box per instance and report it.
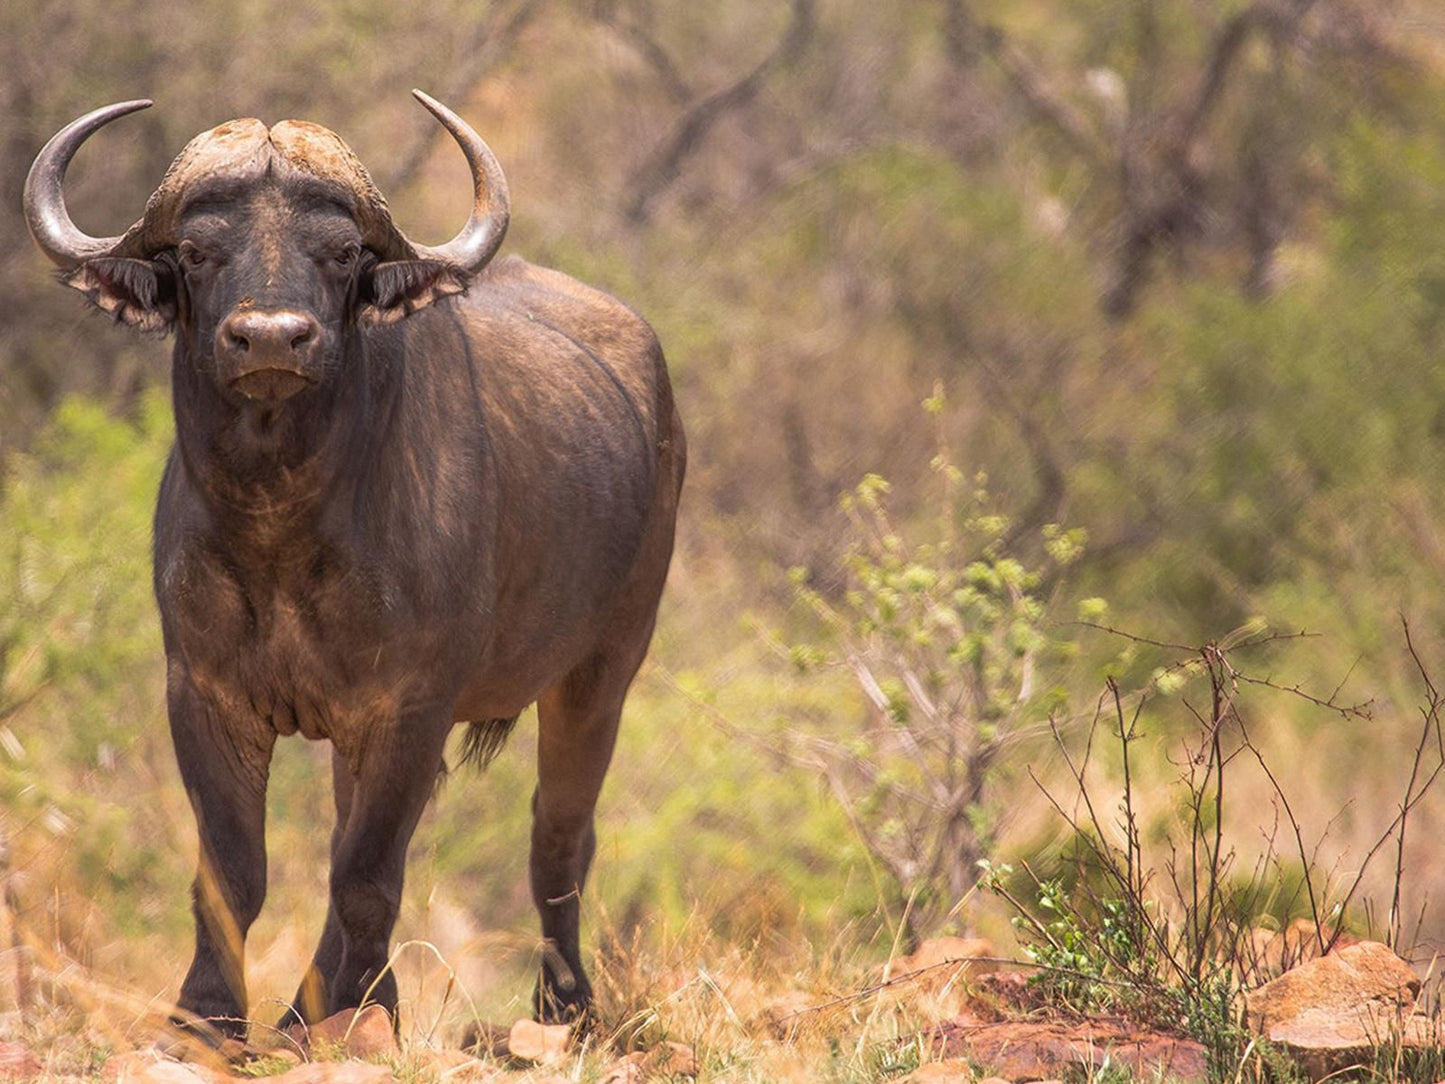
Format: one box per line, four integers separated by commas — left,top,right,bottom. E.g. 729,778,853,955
217,309,323,402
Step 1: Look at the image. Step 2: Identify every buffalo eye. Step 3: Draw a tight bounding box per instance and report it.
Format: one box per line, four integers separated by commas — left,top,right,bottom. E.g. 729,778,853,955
178,241,208,269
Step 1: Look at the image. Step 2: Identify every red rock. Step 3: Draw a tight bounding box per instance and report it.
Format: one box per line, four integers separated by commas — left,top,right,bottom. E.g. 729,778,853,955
415,1049,491,1081
652,1040,699,1076
150,1033,240,1074
1245,940,1431,1077
505,1019,570,1064
268,1065,393,1084
936,1019,1209,1083
1247,940,1418,1027
599,1041,699,1082
305,1005,397,1059
899,1062,976,1082
0,1043,40,1081
102,1052,221,1084
598,1057,644,1084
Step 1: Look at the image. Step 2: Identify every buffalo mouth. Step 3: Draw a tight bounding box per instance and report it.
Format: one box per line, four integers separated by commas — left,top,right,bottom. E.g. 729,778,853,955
229,367,316,403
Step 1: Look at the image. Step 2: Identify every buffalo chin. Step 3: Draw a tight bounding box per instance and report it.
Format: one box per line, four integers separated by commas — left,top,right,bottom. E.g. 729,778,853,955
229,367,314,403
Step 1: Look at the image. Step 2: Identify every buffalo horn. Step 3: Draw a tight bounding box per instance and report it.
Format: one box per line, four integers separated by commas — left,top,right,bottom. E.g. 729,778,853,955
24,99,153,268
402,90,510,273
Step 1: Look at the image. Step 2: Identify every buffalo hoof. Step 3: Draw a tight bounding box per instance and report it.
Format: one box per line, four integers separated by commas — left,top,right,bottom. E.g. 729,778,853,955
161,1016,252,1060
167,1011,248,1046
278,965,331,1031
534,973,595,1028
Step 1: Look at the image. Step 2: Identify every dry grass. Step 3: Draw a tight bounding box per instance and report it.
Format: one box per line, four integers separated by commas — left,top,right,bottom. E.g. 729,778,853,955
0,900,991,1083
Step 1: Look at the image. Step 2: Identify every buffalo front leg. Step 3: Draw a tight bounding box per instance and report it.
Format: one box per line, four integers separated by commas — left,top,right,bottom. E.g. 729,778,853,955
168,670,276,1040
279,748,355,1027
326,717,450,1017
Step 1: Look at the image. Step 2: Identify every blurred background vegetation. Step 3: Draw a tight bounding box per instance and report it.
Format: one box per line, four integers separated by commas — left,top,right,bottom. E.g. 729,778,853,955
4,0,1445,1039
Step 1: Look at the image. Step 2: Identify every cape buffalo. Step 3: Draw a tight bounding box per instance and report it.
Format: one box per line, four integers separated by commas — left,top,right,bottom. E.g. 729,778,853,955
23,92,685,1038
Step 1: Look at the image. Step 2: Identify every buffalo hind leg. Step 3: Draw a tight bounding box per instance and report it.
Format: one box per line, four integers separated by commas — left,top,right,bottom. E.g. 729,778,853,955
530,409,682,1024
278,748,356,1028
325,716,450,1018
531,641,651,1024
169,675,276,1041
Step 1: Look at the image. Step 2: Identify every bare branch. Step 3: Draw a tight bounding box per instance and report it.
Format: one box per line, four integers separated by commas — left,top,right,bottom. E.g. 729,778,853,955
624,0,814,225
1105,0,1323,317
940,0,1108,163
1177,0,1321,151
591,2,693,104
1232,672,1373,720
382,0,544,194
1071,620,1197,653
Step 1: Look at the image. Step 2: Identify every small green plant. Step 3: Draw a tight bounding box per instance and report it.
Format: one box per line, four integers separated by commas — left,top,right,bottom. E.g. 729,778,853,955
234,1054,305,1077
1024,877,1152,1011
787,389,1089,944
1060,1061,1137,1084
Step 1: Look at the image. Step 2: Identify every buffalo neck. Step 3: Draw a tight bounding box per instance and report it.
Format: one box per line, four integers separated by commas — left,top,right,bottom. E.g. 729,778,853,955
168,327,397,553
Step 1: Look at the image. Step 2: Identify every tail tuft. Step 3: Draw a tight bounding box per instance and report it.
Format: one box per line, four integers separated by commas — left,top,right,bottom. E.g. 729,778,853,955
457,715,519,771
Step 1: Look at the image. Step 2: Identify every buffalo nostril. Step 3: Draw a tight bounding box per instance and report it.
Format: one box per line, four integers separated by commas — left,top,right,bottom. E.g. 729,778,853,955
289,328,313,351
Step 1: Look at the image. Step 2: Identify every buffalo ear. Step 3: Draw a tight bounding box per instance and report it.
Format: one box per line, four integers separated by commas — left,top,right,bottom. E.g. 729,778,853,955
62,257,177,333
358,259,469,325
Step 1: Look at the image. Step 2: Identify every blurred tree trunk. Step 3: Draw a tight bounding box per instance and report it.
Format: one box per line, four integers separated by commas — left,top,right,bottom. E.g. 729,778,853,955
937,0,1404,319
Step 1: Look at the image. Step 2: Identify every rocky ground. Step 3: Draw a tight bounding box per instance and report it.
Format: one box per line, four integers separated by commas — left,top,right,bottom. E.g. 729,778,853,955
0,934,1438,1083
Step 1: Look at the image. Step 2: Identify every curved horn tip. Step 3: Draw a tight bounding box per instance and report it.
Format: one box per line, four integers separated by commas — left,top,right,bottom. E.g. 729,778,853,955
411,89,457,124
25,98,157,269
401,89,510,275
68,99,155,125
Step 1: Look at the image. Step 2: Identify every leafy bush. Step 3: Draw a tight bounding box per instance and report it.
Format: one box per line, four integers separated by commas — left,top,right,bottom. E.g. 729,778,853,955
0,393,191,951
788,392,1091,943
1,393,171,786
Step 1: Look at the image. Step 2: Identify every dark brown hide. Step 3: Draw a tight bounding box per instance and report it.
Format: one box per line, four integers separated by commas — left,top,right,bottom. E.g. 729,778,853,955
24,98,684,1036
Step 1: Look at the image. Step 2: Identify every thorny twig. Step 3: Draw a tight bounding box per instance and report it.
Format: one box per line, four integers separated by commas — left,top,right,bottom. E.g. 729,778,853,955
997,618,1445,1013
1327,616,1445,954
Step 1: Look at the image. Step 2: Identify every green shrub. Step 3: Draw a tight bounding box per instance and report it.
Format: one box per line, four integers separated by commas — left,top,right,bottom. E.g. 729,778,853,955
788,392,1089,943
